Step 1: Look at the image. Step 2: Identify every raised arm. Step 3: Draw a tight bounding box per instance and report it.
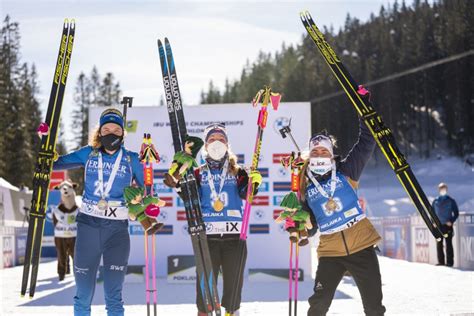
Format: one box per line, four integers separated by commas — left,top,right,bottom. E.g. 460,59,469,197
338,118,376,182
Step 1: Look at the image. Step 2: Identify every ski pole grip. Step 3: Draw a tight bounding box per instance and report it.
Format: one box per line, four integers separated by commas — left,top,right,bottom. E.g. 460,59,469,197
291,172,299,192
257,108,268,128
121,96,133,128
144,166,153,186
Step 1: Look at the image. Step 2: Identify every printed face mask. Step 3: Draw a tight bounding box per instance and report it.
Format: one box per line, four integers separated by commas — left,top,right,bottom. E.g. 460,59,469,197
207,140,228,160
309,157,332,175
100,134,123,152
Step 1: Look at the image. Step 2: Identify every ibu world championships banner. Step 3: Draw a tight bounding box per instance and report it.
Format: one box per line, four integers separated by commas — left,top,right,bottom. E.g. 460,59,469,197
89,102,311,279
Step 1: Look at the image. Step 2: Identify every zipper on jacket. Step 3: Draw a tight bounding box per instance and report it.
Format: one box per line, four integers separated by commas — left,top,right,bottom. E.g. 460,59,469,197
341,231,350,256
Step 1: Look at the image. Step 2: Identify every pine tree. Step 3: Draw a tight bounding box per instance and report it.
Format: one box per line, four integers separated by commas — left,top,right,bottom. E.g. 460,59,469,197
198,1,472,158
89,66,101,107
68,67,122,191
71,72,90,149
98,72,121,107
0,16,33,187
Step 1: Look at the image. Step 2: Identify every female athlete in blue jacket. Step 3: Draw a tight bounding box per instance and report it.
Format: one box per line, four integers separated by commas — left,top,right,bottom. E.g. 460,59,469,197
194,123,261,316
53,108,143,316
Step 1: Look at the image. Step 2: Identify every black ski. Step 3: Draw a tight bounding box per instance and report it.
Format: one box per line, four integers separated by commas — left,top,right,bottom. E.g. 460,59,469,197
21,19,76,298
300,11,445,240
158,38,221,315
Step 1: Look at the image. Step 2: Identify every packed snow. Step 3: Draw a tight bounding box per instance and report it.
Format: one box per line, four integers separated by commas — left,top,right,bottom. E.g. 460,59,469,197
1,255,472,315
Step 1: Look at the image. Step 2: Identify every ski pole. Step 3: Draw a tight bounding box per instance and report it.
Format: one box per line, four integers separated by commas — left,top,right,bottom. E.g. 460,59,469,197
288,241,294,316
140,132,160,316
240,86,281,239
279,122,304,316
294,243,300,316
150,155,158,316
279,119,301,152
152,233,157,316
145,231,151,316
229,86,281,313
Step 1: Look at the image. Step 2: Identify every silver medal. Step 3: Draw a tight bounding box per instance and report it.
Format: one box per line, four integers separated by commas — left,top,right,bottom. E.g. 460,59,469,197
97,150,123,214
97,199,108,211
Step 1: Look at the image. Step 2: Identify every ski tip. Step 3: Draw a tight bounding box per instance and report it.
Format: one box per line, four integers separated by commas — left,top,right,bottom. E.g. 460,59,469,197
70,19,76,28
164,37,170,44
63,18,69,25
299,11,308,23
157,38,162,46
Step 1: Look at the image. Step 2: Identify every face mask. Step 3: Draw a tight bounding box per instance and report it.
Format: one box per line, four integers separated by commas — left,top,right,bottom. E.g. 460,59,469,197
207,141,227,160
100,134,123,152
439,189,447,196
309,157,332,175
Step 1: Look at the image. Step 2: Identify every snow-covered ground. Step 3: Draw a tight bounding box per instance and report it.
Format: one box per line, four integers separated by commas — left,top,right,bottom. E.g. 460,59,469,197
1,256,473,315
359,156,474,217
1,156,472,315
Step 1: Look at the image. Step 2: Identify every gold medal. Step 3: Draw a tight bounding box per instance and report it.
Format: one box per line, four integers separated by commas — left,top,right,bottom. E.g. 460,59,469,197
213,199,224,212
325,197,337,212
97,199,108,211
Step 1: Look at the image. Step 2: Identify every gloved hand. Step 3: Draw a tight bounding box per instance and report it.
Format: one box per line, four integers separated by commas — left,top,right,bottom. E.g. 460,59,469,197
143,196,166,218
249,170,262,186
357,85,371,100
144,204,161,218
37,122,49,138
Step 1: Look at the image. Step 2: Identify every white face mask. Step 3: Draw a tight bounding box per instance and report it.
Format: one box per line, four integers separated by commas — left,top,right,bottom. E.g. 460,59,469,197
309,157,332,175
207,141,228,160
439,189,447,196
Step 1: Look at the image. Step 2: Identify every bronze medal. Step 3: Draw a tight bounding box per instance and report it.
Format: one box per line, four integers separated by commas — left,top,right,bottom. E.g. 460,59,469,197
325,197,337,212
213,199,224,212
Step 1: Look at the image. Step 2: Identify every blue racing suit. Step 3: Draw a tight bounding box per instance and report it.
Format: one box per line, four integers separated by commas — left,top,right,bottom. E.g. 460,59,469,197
54,145,143,316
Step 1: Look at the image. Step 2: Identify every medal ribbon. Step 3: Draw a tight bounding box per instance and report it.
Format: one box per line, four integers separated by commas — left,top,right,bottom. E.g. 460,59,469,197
306,162,337,200
98,149,124,200
205,159,229,202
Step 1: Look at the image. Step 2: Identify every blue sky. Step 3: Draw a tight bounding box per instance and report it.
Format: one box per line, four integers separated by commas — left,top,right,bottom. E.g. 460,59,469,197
2,0,389,145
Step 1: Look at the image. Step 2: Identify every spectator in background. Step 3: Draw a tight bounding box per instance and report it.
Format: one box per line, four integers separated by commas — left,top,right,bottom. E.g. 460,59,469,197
432,183,459,267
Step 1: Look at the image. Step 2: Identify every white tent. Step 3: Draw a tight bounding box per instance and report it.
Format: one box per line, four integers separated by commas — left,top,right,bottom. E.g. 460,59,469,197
0,177,19,192
0,177,30,224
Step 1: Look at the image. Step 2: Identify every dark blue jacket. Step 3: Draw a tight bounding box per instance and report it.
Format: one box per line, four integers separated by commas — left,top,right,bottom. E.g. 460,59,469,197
432,195,459,224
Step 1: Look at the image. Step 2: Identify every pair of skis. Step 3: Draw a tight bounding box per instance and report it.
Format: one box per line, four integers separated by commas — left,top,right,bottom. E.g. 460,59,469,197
300,11,446,240
157,38,221,315
21,19,75,298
